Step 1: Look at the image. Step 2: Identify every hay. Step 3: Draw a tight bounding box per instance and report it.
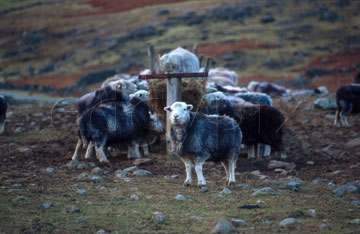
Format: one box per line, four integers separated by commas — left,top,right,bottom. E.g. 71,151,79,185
148,79,206,118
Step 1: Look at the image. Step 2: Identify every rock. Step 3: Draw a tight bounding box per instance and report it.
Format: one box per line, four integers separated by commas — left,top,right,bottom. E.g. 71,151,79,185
77,163,89,169
306,161,315,165
231,219,248,227
123,166,138,173
73,216,85,223
312,178,328,185
350,197,360,205
332,170,344,175
90,176,104,183
115,195,126,201
222,187,232,195
287,176,306,185
265,220,272,225
89,162,96,167
320,223,328,228
15,127,24,133
152,212,165,224
274,168,287,173
175,194,185,201
314,98,337,110
191,215,202,221
279,218,299,226
267,160,295,170
67,205,80,213
211,220,233,233
201,186,209,193
133,158,153,166
237,184,250,190
17,147,31,153
133,169,152,177
346,138,360,148
79,172,91,182
252,187,279,196
39,203,52,209
91,167,104,176
77,189,86,195
66,160,80,169
332,183,360,197
350,218,360,224
46,168,55,173
12,184,22,188
115,170,128,179
131,194,139,201
8,189,20,193
261,14,275,23
97,230,106,234
284,181,300,191
16,196,27,201
309,209,316,217
170,174,179,179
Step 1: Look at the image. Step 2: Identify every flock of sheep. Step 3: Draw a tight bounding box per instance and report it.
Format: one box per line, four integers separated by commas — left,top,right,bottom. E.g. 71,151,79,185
1,46,359,191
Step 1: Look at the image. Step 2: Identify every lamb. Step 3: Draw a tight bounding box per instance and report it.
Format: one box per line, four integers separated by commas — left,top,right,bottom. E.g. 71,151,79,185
247,81,288,96
207,98,286,159
164,102,242,189
334,84,360,127
0,95,8,135
73,97,151,163
159,47,200,73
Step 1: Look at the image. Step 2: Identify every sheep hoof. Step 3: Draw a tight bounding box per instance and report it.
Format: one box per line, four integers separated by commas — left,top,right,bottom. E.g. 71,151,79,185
99,159,110,164
228,181,235,187
199,185,209,193
183,182,191,187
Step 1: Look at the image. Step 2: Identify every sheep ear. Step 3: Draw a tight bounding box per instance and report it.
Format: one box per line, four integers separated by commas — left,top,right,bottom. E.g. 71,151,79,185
164,106,172,112
186,104,193,111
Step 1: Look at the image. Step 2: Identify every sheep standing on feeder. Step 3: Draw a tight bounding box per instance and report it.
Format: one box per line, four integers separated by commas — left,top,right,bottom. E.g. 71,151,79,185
164,102,242,190
0,95,8,135
159,47,200,73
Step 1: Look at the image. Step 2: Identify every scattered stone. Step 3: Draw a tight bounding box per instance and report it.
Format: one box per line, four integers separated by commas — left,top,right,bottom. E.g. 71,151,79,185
133,210,142,214
146,195,153,199
274,168,287,173
73,216,85,223
13,184,22,188
16,196,27,201
77,189,86,195
191,216,202,221
91,167,105,176
236,184,250,190
170,175,179,179
279,217,299,226
267,160,295,170
252,187,279,196
306,161,315,165
152,212,165,224
115,170,128,179
328,181,336,187
123,166,138,173
91,176,104,183
46,168,55,173
325,114,335,120
66,160,80,168
284,181,300,191
350,218,360,224
67,205,80,213
88,162,96,167
222,187,232,195
115,195,126,201
309,209,316,217
332,182,360,197
231,219,248,227
15,127,24,133
211,220,233,233
201,186,209,193
265,220,272,225
133,158,153,166
77,163,89,169
346,138,360,148
314,98,337,110
320,223,328,228
17,147,31,153
39,203,52,209
175,194,186,201
131,194,139,201
97,230,106,234
312,178,328,185
133,169,152,177
79,172,92,182
8,189,20,193
217,194,224,198
287,176,306,185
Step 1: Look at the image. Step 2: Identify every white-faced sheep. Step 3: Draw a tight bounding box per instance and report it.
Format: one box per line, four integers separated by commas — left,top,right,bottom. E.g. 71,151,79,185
247,81,288,96
206,67,238,86
0,95,8,135
159,47,200,73
164,102,242,190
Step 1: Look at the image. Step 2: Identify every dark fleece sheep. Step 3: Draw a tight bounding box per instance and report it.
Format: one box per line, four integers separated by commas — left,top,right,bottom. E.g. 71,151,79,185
334,84,360,127
164,102,242,189
0,95,8,135
209,99,286,159
74,97,150,163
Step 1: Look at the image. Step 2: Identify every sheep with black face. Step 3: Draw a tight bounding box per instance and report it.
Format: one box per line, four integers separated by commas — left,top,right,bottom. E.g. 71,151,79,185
164,102,242,190
0,95,8,135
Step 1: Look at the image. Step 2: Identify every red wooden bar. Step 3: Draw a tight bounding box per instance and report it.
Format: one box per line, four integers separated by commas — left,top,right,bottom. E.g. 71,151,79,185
139,72,208,79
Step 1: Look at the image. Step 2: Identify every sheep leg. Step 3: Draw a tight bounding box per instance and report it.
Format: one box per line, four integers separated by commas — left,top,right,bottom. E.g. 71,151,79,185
247,145,256,159
142,144,150,157
95,144,109,163
84,141,95,159
133,142,142,158
0,118,5,135
342,114,349,128
228,156,237,186
256,144,262,158
180,158,193,186
334,109,340,127
339,111,346,127
71,139,82,161
221,161,229,181
194,159,206,187
263,145,271,157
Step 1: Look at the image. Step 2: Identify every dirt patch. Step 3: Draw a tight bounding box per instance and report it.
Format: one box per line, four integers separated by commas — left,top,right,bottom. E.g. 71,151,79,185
198,39,277,57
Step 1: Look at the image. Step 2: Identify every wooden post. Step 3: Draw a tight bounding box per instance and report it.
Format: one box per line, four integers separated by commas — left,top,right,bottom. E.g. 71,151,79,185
147,42,155,74
166,77,182,157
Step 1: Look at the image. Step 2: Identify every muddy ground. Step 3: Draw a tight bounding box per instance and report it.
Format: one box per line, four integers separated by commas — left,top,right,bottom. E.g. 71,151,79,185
0,97,359,233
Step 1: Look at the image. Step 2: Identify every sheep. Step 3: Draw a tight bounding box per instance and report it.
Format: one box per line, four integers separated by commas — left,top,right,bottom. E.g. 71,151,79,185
206,67,238,86
159,47,200,73
234,92,272,106
334,84,360,127
0,95,8,135
129,90,149,103
164,102,242,189
101,77,138,95
207,98,286,159
73,97,151,163
247,81,288,96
